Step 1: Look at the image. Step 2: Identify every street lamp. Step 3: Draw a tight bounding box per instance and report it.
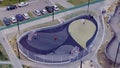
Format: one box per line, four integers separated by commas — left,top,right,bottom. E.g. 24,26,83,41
80,61,82,68
16,42,20,59
113,42,120,67
87,0,90,13
17,22,20,34
52,6,54,21
16,22,20,59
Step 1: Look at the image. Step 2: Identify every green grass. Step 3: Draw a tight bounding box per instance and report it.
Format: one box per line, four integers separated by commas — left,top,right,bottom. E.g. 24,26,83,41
56,4,65,10
27,11,35,18
0,44,9,61
0,0,27,6
0,20,4,26
0,64,13,68
67,0,95,6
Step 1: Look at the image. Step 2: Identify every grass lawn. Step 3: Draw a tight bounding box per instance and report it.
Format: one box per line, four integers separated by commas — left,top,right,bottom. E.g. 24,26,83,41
0,64,13,68
67,0,95,6
0,43,9,61
56,4,65,10
27,11,35,18
0,0,27,6
0,20,4,26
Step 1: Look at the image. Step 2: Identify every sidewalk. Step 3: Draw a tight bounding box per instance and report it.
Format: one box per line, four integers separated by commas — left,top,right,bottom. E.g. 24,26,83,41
0,32,23,68
49,0,74,8
0,7,5,10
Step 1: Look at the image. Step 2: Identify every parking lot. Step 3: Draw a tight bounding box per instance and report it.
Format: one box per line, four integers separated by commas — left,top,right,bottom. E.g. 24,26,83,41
0,0,53,26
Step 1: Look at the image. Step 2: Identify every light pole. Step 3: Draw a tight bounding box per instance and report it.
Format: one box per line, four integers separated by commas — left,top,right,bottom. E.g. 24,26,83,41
87,0,90,13
52,6,54,21
80,50,85,68
16,42,20,59
17,22,20,34
80,61,82,68
16,22,20,59
113,42,120,67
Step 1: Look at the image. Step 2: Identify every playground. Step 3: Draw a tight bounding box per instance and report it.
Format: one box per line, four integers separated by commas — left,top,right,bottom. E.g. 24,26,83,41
18,15,98,64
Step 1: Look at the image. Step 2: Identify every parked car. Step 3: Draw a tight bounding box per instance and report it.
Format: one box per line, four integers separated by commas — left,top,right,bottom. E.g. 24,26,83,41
10,16,17,23
33,9,42,16
53,5,59,11
40,9,48,14
23,13,30,19
3,17,11,26
6,5,17,11
15,14,25,21
18,2,29,7
45,6,54,13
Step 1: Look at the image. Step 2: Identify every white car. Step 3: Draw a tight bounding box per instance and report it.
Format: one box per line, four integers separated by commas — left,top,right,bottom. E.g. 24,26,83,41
40,9,48,14
33,10,42,16
23,13,30,19
53,5,59,11
18,2,29,7
10,16,17,23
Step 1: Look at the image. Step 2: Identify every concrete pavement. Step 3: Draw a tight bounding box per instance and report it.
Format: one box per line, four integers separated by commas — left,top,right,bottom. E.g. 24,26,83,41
0,61,11,64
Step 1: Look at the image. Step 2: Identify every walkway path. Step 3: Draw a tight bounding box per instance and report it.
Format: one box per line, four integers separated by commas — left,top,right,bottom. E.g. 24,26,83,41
0,32,23,68
0,61,11,64
49,0,74,8
106,5,120,64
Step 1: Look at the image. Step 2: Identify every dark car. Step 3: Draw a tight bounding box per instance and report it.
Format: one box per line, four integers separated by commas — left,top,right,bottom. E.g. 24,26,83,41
15,14,24,21
45,6,54,13
6,5,17,11
3,17,11,26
